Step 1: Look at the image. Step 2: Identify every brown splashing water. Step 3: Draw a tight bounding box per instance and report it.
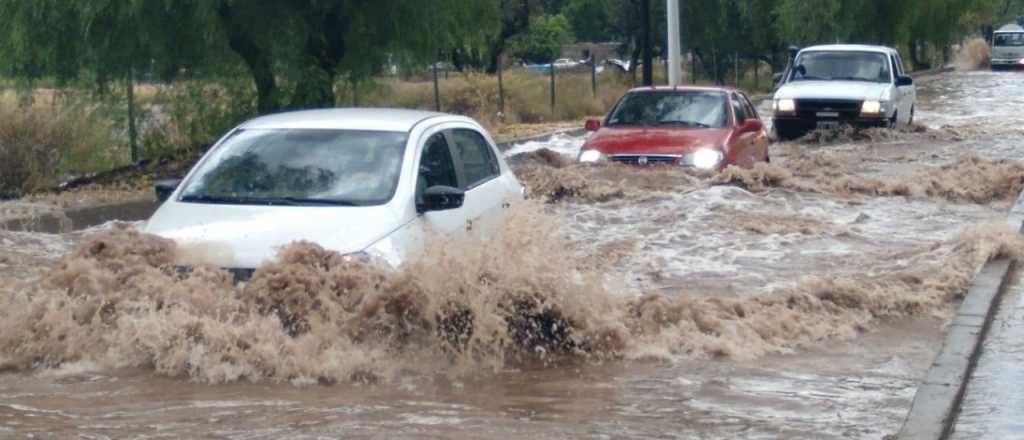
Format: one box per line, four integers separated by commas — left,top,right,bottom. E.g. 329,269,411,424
1,203,1020,384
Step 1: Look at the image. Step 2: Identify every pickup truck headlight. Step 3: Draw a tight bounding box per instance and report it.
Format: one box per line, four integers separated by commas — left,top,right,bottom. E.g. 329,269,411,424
1018,58,1024,65
861,100,884,115
774,99,796,113
682,148,724,170
578,149,605,163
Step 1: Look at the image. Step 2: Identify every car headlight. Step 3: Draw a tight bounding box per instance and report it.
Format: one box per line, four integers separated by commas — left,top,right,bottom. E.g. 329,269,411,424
682,148,724,170
578,149,605,163
861,100,884,115
774,99,796,113
341,251,371,263
1018,58,1024,65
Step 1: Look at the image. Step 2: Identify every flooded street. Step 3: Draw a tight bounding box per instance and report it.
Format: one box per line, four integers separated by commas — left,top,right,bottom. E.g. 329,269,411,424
2,69,1024,439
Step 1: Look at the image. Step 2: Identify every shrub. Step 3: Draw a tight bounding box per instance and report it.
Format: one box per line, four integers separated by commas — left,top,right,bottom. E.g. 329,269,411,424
0,95,114,197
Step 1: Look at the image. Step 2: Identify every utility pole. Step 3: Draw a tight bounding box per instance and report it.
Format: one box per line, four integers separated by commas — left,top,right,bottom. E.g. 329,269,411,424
666,0,682,86
641,0,653,86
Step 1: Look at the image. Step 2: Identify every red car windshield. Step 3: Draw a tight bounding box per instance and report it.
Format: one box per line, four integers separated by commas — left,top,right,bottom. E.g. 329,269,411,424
606,91,730,128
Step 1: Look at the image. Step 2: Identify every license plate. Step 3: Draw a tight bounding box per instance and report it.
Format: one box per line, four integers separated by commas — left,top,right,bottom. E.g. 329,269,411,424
817,120,839,129
816,112,840,118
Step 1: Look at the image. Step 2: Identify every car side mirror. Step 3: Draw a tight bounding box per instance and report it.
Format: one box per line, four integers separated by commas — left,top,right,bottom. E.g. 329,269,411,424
896,76,913,86
155,178,181,202
772,72,783,83
585,119,602,131
739,119,764,133
417,185,465,213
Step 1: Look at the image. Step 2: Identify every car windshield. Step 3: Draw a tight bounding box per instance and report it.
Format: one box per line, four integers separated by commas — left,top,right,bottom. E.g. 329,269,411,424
994,32,1024,47
606,91,729,128
179,129,407,206
790,51,892,83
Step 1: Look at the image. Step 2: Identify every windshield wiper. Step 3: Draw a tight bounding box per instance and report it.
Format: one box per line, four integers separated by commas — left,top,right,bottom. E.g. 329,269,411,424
180,194,363,206
833,76,875,82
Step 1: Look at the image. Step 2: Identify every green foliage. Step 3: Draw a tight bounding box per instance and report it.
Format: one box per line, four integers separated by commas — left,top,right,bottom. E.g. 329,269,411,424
564,0,618,42
511,14,577,63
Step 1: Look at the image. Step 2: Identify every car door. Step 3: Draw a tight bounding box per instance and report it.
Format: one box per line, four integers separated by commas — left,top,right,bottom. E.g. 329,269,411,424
729,93,756,168
446,127,506,235
416,130,466,233
890,53,913,123
739,92,769,162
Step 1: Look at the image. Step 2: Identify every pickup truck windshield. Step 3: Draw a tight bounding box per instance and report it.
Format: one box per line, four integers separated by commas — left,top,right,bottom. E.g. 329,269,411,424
180,129,408,206
606,91,729,128
790,51,892,83
994,33,1024,47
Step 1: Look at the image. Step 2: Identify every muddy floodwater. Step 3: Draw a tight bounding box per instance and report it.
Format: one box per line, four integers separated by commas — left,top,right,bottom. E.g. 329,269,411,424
2,70,1024,439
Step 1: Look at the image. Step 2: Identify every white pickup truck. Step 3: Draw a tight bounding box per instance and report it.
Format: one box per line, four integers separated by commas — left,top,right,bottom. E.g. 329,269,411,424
771,44,917,140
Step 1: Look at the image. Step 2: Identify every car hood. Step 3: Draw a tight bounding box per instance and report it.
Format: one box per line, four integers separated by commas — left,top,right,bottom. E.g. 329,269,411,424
774,80,890,101
584,127,730,154
144,202,410,269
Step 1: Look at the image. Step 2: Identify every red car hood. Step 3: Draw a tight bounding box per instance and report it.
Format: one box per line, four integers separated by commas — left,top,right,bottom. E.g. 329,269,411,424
584,126,732,155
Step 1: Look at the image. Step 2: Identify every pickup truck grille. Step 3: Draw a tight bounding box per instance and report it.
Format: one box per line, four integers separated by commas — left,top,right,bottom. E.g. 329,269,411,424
795,99,862,120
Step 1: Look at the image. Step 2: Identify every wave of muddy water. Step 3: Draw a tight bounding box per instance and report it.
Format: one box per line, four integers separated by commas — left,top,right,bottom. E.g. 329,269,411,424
2,71,1024,439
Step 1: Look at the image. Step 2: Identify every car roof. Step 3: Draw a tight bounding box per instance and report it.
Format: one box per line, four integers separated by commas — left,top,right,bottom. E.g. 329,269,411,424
239,108,452,132
996,24,1024,33
626,85,737,94
799,44,899,55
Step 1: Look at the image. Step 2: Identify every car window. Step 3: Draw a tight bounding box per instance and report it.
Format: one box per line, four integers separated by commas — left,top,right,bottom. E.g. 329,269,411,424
790,51,891,83
607,91,729,128
740,94,759,120
995,32,1024,47
450,129,499,189
890,55,904,76
417,133,458,203
731,94,747,125
178,129,407,206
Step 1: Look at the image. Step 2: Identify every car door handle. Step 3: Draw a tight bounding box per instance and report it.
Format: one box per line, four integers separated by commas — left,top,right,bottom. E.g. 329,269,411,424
502,202,511,209
466,219,473,231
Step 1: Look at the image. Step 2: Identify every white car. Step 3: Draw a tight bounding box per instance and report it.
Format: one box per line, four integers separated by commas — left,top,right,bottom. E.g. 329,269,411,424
771,44,916,140
146,109,524,274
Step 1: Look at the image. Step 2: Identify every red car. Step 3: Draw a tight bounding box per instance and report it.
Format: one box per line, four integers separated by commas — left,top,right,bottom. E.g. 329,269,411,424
579,86,770,171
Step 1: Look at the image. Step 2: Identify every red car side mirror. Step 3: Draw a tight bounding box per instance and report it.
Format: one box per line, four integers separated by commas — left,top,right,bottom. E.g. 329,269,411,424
740,119,763,133
585,119,602,131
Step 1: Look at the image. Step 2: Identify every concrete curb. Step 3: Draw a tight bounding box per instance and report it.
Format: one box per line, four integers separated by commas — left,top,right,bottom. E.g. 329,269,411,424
1,198,157,234
897,189,1024,439
496,127,586,152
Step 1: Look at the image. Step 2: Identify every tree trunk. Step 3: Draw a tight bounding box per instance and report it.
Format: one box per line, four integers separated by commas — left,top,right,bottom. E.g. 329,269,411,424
290,4,346,109
487,0,532,74
216,2,280,114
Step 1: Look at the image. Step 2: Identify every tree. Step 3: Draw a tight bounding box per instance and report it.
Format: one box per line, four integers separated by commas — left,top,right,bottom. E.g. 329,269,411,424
0,0,493,114
486,0,543,73
563,0,617,42
510,14,576,62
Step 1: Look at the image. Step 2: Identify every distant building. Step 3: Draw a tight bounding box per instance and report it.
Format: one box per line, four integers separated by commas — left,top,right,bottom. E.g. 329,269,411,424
560,42,627,62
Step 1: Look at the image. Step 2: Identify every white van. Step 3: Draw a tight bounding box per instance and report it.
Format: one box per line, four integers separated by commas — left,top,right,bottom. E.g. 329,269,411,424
991,23,1024,70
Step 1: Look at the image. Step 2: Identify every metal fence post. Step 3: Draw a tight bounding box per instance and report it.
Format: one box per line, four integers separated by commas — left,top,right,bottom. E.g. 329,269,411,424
591,53,597,97
433,51,441,112
692,50,697,84
127,67,138,163
734,52,739,86
497,57,505,116
550,61,556,114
